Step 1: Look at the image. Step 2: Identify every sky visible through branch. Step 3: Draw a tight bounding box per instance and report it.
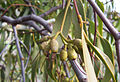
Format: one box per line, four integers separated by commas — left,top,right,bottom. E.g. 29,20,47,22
100,0,120,13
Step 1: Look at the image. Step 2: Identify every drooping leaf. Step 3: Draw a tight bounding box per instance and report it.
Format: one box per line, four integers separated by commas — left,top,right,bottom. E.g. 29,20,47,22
97,16,103,36
5,52,12,82
31,59,37,82
99,36,114,64
86,5,93,20
98,35,114,82
46,58,55,80
40,55,46,73
0,67,5,82
31,41,39,61
0,31,5,52
94,57,100,77
24,32,31,49
88,19,95,34
84,33,116,81
82,32,97,82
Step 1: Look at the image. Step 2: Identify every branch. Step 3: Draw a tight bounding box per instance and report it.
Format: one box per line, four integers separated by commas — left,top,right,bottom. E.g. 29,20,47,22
39,5,62,18
87,0,119,39
63,61,70,78
22,21,41,30
69,60,87,82
115,40,120,73
22,21,50,35
0,14,52,33
12,26,25,82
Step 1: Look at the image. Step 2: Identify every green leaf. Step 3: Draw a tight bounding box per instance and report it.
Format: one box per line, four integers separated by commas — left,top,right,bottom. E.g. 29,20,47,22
31,41,39,61
96,0,104,36
88,19,95,34
99,36,114,64
0,31,5,52
78,0,86,22
96,0,104,12
95,47,115,81
53,7,72,37
40,55,46,73
31,52,41,82
72,0,87,38
5,52,12,82
46,59,55,80
24,32,31,49
84,34,116,82
82,32,97,82
97,16,103,35
0,67,5,81
99,35,114,82
32,60,37,82
86,5,93,20
72,6,81,38
94,57,100,77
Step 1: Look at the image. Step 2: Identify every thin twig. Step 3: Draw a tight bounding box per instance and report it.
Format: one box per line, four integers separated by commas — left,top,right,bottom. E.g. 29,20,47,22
63,61,70,78
39,5,62,18
0,38,15,56
12,26,25,82
23,0,36,14
93,10,97,46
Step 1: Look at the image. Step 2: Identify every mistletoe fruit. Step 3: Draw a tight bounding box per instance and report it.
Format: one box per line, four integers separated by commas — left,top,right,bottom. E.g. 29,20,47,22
60,49,68,61
68,48,77,60
50,39,59,53
73,39,82,50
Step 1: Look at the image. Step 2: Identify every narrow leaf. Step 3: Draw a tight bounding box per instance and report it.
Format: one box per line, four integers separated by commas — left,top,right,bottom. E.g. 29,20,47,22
82,32,97,82
99,35,114,82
